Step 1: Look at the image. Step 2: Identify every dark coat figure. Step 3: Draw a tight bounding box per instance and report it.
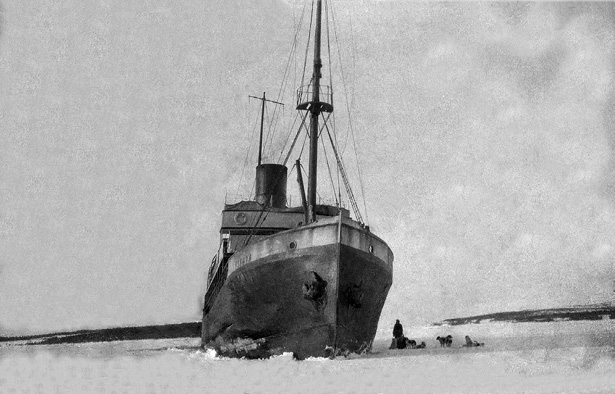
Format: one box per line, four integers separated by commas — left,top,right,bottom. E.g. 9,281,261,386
392,319,403,339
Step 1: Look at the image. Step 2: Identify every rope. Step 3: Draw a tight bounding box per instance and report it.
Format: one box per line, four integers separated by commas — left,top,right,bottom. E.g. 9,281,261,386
324,119,363,224
300,1,315,93
242,207,271,248
330,0,369,224
278,112,301,163
262,103,273,161
235,99,261,202
320,121,339,207
283,111,310,166
265,2,309,163
326,0,333,97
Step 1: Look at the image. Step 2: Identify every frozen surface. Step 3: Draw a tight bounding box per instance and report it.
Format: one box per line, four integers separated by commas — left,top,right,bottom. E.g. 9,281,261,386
1,320,614,393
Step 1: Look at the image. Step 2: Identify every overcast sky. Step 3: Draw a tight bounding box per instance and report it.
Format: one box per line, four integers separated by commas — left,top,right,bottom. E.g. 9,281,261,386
1,1,614,336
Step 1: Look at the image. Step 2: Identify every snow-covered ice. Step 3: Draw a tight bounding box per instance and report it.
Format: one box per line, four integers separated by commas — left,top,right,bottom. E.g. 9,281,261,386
1,320,614,393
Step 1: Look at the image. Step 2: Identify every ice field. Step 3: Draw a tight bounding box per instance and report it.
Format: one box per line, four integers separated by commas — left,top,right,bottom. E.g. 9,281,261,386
1,320,614,394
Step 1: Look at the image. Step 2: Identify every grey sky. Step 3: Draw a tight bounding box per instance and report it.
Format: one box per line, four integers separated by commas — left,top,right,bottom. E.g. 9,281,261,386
1,1,614,335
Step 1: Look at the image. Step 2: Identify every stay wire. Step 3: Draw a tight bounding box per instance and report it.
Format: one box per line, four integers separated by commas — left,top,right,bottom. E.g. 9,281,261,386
278,112,301,163
330,0,369,224
259,2,307,164
277,3,309,162
300,1,314,94
235,100,261,202
320,119,339,207
282,112,309,166
267,2,309,163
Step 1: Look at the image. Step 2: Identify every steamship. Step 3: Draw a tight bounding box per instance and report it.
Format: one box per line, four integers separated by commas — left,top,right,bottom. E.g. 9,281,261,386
201,1,393,359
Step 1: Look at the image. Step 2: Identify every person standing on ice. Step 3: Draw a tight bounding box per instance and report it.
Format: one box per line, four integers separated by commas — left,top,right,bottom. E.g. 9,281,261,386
393,319,403,339
389,319,404,349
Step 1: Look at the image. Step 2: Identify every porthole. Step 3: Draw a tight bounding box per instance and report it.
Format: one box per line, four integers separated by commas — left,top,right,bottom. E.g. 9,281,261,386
289,241,297,250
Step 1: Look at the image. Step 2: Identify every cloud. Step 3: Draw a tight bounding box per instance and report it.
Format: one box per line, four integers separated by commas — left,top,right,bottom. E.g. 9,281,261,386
369,2,615,324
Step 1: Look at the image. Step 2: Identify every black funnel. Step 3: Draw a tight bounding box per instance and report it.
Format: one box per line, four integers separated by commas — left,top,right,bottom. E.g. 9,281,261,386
255,164,287,208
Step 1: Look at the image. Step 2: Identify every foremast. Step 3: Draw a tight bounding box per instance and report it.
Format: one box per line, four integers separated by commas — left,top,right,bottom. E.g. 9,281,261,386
298,0,332,223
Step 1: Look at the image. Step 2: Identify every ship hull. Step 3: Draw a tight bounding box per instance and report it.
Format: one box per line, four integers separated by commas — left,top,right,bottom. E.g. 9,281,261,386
202,216,393,359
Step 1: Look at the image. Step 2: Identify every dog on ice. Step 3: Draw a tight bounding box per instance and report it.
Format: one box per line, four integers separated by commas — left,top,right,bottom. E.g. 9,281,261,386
436,335,452,347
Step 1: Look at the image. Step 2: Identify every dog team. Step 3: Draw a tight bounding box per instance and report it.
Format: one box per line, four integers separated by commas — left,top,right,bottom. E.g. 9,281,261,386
389,319,484,350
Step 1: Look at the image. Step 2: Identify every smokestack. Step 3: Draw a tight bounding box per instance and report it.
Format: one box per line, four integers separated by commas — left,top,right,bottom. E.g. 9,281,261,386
255,164,287,208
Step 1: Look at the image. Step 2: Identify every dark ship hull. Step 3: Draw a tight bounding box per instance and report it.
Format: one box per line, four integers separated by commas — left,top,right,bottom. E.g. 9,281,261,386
202,215,393,359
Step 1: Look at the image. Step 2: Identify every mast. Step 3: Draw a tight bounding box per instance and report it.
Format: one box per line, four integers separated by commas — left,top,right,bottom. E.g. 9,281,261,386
258,91,266,166
249,92,283,167
307,0,323,223
296,0,332,222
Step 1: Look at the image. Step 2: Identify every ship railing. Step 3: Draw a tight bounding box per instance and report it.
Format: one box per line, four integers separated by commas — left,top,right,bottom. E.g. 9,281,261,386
296,85,333,111
223,195,347,210
319,196,347,208
203,254,230,314
286,194,348,209
225,193,253,205
207,240,227,287
207,255,218,287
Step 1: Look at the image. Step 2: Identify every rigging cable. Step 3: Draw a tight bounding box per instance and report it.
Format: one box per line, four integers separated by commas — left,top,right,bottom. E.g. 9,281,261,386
325,0,343,208
235,99,262,202
262,103,274,161
282,111,310,166
298,129,309,161
337,11,356,156
264,2,309,163
277,1,312,164
330,0,369,225
330,111,342,208
278,112,301,163
324,120,363,224
320,113,340,207
300,1,315,95
325,0,333,101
